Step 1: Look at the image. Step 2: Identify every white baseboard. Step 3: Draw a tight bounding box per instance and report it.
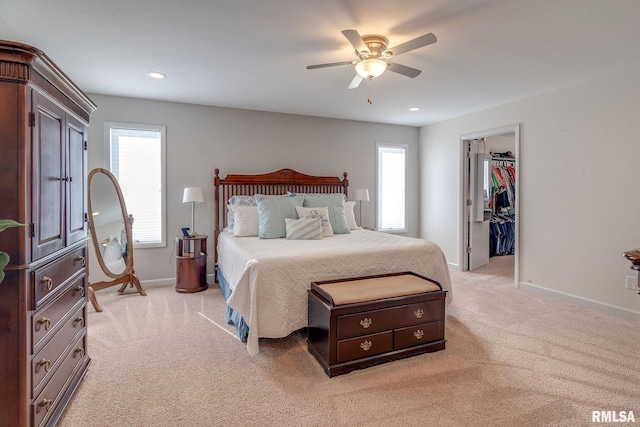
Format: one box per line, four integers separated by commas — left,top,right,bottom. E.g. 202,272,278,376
519,281,640,321
447,262,461,271
134,273,219,289
138,277,174,288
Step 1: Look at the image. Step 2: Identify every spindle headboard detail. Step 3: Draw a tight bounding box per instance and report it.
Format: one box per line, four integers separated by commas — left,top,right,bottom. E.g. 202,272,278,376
213,168,349,263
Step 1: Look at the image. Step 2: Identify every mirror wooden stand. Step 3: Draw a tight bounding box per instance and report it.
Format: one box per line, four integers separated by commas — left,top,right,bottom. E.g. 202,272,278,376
87,168,146,312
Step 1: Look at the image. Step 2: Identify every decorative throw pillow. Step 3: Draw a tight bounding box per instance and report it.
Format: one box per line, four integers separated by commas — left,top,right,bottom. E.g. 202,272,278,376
231,205,259,237
255,194,304,239
285,217,323,240
228,195,257,206
344,201,358,230
303,193,350,234
295,206,333,237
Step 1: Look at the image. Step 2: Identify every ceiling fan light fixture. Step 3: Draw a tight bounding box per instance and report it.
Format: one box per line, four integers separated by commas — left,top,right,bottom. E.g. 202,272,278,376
355,58,387,79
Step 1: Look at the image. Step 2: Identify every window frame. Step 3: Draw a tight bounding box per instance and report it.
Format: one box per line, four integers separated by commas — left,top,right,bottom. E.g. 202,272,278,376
104,121,167,249
376,142,407,233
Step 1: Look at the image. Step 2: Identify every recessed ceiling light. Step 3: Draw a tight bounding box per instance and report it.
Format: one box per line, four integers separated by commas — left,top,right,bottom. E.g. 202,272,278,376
146,71,166,79
408,107,420,112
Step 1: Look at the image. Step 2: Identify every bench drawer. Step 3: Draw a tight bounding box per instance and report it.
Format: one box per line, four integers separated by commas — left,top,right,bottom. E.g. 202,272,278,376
337,300,442,340
394,321,443,351
337,331,393,363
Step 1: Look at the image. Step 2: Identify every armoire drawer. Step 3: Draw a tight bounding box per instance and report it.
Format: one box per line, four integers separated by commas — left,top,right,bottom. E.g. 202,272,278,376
31,332,87,427
34,246,86,308
32,276,86,352
32,304,87,398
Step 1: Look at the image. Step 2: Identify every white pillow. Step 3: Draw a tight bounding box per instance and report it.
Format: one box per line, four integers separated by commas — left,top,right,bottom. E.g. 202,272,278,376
103,237,122,263
231,205,259,237
344,201,358,230
285,217,323,240
295,206,333,237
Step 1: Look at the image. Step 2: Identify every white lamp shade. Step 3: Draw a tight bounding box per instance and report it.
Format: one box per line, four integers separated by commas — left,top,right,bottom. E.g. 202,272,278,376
354,188,370,202
355,59,387,79
183,187,204,203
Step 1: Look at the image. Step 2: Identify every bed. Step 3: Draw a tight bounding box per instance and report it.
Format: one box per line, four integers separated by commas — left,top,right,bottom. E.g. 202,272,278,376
214,168,452,356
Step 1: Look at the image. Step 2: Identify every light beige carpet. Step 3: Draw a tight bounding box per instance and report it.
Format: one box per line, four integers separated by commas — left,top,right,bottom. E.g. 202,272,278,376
58,256,640,427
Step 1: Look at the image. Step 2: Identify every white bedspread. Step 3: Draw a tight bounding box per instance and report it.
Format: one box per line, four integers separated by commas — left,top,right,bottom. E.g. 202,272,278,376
217,229,452,356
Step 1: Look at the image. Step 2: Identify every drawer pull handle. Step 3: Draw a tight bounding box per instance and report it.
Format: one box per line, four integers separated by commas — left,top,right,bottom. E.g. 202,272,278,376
75,286,85,297
38,358,52,372
75,256,86,267
360,340,372,351
38,317,51,331
414,309,424,319
74,317,85,327
414,329,424,340
75,347,85,358
42,276,53,291
37,398,52,413
359,318,372,329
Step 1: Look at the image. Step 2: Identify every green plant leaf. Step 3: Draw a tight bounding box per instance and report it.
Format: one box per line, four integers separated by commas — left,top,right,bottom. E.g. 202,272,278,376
0,219,24,232
0,252,8,283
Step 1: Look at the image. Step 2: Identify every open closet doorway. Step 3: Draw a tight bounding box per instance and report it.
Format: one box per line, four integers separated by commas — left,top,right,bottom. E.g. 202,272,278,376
460,125,519,288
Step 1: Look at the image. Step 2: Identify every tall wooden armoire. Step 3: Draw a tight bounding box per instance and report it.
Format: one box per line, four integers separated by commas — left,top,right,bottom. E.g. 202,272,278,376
0,40,97,427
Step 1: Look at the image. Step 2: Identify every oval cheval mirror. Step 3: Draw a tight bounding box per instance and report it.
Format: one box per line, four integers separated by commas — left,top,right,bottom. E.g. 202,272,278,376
87,168,146,312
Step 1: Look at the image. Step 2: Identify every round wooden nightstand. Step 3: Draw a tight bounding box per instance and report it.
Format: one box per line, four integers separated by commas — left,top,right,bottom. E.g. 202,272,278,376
175,235,208,293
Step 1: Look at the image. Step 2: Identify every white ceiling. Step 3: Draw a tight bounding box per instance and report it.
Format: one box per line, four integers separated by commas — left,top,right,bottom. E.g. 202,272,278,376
2,0,640,127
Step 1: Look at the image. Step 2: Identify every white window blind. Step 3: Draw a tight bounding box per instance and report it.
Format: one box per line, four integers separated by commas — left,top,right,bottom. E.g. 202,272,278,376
377,144,406,231
107,123,166,248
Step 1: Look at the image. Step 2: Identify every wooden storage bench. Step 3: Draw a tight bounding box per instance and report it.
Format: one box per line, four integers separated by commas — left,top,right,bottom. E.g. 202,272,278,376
307,272,447,377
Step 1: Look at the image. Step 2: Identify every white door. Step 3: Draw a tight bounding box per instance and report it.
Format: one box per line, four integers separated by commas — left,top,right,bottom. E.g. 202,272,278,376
465,139,490,271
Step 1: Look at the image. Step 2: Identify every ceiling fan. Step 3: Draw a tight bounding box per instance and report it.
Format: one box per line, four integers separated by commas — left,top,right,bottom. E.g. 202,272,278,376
306,29,437,89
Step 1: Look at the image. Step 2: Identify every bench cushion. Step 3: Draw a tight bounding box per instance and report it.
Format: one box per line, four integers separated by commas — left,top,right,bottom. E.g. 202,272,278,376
316,274,441,306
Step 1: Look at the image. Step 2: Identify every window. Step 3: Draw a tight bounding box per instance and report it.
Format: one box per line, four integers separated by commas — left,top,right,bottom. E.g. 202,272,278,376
376,143,406,232
105,122,166,248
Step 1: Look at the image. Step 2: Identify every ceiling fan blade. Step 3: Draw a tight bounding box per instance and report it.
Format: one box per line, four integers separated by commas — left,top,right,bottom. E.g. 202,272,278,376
342,30,368,54
348,74,364,89
306,61,355,70
386,33,437,56
387,62,422,78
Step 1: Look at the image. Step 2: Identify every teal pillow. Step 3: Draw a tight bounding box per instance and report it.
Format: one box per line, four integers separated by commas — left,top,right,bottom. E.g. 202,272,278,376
303,193,350,234
255,194,304,239
285,217,323,240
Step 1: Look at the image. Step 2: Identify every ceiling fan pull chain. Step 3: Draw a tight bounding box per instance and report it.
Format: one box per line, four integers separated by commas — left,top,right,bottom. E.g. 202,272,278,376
368,78,373,104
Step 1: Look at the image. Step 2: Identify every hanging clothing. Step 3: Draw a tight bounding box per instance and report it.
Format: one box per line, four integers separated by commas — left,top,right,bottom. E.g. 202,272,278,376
490,160,515,256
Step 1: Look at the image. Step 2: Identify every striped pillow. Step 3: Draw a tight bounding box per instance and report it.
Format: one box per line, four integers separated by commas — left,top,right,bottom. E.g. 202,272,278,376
285,218,323,240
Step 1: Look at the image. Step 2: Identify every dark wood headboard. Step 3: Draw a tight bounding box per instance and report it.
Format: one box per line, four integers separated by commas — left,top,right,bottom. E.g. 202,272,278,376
213,168,349,263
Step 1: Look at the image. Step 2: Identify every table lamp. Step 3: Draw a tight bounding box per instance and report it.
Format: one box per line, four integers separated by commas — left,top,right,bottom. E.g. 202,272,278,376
354,188,369,228
183,187,204,236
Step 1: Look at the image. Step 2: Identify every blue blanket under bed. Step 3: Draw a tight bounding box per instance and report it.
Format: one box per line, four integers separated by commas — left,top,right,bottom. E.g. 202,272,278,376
216,268,249,342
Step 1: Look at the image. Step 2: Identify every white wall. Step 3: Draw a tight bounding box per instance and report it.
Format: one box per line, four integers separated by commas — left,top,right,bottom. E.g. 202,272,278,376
86,95,419,284
420,65,640,317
